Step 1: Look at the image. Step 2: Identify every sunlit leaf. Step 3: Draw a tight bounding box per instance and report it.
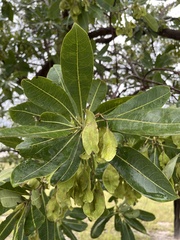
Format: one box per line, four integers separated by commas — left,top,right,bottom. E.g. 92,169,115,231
61,23,93,118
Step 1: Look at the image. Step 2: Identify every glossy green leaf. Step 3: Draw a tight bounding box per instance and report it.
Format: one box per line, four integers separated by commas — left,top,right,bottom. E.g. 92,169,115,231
24,205,45,236
9,102,45,125
163,154,179,180
47,64,65,89
137,210,155,222
88,79,107,112
0,209,21,239
111,147,177,202
91,210,114,238
22,77,75,119
11,134,80,186
48,0,61,20
63,219,87,232
66,208,86,220
121,221,135,240
107,86,170,118
125,218,147,234
62,223,77,240
114,214,122,232
61,23,93,118
50,135,82,184
107,108,180,136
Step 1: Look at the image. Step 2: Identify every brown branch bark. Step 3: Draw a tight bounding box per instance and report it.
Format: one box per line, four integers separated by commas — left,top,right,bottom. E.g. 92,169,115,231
158,28,180,41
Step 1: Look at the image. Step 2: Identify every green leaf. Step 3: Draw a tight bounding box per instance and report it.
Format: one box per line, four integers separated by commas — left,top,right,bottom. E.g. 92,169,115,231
63,219,87,232
121,221,135,240
61,23,94,118
95,96,131,114
48,0,60,20
88,79,107,112
125,218,147,234
11,134,80,186
39,191,60,240
47,64,65,88
50,135,82,184
143,12,159,32
62,223,78,240
0,189,23,208
137,210,155,222
163,154,179,180
0,137,22,148
0,209,21,239
111,147,177,202
9,102,45,125
24,205,45,236
66,208,86,220
22,77,75,120
2,0,14,21
108,108,180,136
12,207,26,240
0,125,75,139
91,210,114,238
96,0,114,11
107,86,170,118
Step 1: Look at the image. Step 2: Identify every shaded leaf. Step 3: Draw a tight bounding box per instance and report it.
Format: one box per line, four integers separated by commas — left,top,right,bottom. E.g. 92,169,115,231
50,135,82,184
0,137,22,148
0,209,21,239
91,210,114,238
11,134,81,186
24,205,45,236
111,147,177,201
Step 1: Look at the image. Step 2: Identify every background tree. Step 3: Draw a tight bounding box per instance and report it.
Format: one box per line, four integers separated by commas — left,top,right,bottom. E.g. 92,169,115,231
0,0,180,239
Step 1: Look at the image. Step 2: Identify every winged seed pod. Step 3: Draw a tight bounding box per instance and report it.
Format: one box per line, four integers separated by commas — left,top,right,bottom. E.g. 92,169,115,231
100,127,118,161
82,110,99,155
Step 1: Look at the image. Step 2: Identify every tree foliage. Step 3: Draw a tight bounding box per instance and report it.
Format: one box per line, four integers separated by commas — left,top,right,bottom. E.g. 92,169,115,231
0,0,180,239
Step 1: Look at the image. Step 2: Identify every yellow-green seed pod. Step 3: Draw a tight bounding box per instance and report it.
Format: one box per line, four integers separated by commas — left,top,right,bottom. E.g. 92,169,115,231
102,164,120,194
82,110,99,155
100,127,117,161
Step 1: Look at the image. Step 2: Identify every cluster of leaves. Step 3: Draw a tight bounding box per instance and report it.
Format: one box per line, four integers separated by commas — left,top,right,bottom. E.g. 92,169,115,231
1,0,180,120
0,23,180,239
